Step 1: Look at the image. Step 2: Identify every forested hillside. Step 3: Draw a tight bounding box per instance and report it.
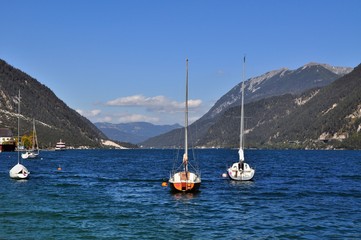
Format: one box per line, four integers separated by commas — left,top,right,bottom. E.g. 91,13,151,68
0,59,107,148
201,64,361,149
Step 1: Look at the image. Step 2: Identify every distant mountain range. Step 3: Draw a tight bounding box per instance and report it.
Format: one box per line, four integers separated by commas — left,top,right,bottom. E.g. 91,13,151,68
0,59,108,148
94,122,182,144
141,62,361,149
2,58,359,149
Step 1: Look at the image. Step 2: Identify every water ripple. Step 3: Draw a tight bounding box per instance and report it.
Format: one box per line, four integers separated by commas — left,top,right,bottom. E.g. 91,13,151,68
1,149,361,239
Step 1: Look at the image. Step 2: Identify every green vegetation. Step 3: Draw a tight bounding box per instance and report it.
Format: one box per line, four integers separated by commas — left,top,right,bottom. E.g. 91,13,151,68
209,64,361,149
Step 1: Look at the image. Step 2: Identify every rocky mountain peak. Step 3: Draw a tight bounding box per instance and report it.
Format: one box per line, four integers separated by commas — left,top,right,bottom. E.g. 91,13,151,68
247,68,289,93
303,62,353,75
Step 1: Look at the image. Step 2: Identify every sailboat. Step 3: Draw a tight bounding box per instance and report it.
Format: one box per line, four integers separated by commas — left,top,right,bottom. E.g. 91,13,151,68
168,59,201,192
9,90,30,179
227,57,255,181
21,118,40,159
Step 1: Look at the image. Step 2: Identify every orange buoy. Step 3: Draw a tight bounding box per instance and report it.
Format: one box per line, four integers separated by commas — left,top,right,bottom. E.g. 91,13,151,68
161,182,168,187
57,165,62,171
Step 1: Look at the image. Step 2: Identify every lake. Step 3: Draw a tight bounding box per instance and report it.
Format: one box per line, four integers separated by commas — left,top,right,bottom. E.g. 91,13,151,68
0,149,360,239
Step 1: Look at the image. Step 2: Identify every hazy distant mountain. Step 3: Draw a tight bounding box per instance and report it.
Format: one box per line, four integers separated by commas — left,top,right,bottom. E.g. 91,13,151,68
0,59,107,148
95,122,182,144
141,62,353,148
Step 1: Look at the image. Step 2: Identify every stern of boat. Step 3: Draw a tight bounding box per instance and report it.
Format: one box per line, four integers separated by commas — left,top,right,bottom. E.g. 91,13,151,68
227,162,255,181
169,171,201,192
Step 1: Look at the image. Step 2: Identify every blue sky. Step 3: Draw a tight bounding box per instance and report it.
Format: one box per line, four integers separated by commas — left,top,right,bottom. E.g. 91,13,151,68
1,0,361,125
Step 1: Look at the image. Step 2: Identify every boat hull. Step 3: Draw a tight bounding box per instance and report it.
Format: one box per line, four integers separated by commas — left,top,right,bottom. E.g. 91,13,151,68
169,181,201,193
169,171,201,192
55,147,65,151
9,163,30,179
227,162,255,181
21,151,39,159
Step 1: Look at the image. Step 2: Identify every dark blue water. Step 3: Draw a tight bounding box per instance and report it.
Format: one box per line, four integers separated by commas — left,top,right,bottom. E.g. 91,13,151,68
1,149,360,239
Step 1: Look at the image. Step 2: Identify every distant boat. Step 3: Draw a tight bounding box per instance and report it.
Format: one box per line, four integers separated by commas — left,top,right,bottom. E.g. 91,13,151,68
21,119,40,159
9,90,30,179
55,140,66,151
227,57,255,181
168,59,201,192
0,128,16,152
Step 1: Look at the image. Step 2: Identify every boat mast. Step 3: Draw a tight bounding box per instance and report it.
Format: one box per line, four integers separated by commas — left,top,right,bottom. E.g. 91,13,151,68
239,56,245,162
17,90,21,164
33,118,39,153
183,59,189,173
32,119,35,151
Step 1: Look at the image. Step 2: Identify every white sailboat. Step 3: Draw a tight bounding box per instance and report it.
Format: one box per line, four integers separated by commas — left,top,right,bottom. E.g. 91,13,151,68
10,90,30,179
168,59,201,192
21,118,40,159
227,57,255,181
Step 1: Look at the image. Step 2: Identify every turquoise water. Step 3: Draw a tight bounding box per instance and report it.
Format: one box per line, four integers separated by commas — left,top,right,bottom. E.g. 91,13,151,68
1,149,360,239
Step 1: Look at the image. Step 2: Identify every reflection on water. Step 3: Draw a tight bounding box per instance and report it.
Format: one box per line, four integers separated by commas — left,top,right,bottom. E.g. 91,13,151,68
171,192,199,201
11,179,29,184
229,179,255,187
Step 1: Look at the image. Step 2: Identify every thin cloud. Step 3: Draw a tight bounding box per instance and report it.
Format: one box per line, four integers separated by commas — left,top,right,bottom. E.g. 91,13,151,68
77,96,204,125
96,116,113,123
106,94,202,112
217,69,225,76
80,110,161,124
76,109,101,117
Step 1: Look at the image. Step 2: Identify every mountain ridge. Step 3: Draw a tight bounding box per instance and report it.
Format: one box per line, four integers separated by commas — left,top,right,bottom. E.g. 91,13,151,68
207,62,353,120
191,63,361,149
0,59,108,148
141,62,354,148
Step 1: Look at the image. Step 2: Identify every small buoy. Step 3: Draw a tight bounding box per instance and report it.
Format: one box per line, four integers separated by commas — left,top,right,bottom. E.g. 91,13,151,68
222,173,228,178
161,182,168,187
57,165,62,171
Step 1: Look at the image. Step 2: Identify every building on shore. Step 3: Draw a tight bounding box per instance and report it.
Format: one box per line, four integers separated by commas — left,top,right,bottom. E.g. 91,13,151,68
0,128,16,152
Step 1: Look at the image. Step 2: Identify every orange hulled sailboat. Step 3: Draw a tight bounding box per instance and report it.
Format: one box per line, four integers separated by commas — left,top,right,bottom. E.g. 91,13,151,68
168,59,201,192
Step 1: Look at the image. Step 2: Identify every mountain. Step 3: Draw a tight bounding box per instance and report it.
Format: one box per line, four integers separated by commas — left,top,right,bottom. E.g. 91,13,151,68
94,122,182,144
200,63,361,149
141,62,353,148
203,62,353,121
0,59,108,148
